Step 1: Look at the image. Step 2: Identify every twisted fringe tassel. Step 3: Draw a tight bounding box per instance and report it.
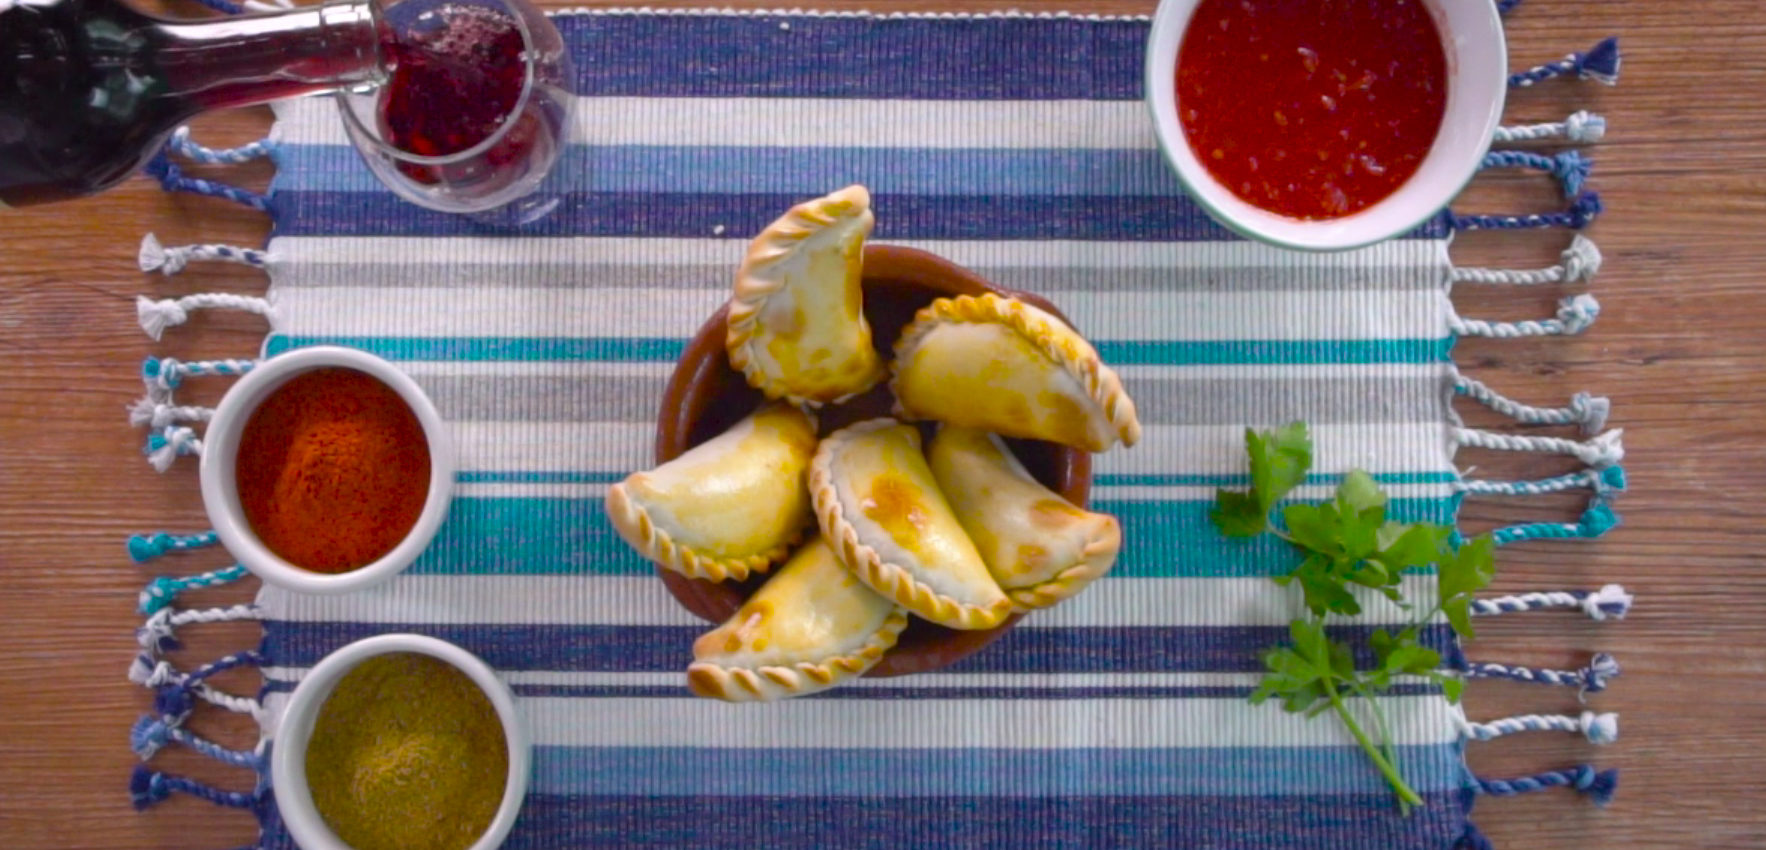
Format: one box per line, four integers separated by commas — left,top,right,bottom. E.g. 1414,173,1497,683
138,565,249,615
1454,427,1625,468
165,127,277,166
1481,150,1592,197
142,356,257,392
136,293,273,341
129,651,265,691
1471,585,1633,620
128,530,219,563
145,425,203,472
137,604,261,655
1452,192,1602,231
1460,466,1627,498
1452,235,1602,287
130,765,265,811
1465,653,1621,695
1473,764,1618,806
139,233,271,276
1494,110,1607,144
150,677,264,722
131,715,264,768
1492,500,1620,544
127,399,212,430
142,152,271,213
1450,293,1601,338
1509,37,1621,87
1461,710,1619,744
1453,374,1611,434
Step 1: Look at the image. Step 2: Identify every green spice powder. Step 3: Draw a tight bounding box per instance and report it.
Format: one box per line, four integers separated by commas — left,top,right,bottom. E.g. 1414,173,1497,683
305,653,509,850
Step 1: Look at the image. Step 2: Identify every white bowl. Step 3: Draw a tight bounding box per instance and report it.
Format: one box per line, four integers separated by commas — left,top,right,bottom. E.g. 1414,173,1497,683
199,345,455,594
271,634,530,850
1144,0,1507,251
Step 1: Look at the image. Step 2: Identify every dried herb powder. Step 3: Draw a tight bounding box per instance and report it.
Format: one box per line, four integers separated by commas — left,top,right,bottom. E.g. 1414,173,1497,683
305,653,508,850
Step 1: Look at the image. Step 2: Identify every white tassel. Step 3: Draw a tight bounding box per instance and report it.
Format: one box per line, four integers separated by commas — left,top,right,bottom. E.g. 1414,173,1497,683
1583,584,1635,621
135,293,272,341
1455,427,1625,468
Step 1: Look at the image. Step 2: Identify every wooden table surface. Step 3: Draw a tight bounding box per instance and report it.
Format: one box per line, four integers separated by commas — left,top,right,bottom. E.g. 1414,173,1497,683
2,0,1763,847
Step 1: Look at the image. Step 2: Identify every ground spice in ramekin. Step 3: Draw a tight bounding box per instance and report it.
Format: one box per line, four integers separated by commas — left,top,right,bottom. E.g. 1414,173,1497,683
305,653,508,850
236,367,430,572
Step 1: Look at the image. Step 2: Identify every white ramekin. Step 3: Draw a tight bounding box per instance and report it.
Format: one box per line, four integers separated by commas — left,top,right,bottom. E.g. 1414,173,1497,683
199,345,455,594
271,634,530,850
1144,0,1508,251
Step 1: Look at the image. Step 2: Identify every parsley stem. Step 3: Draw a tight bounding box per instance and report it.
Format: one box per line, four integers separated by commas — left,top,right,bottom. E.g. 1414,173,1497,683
1321,675,1423,811
1349,680,1411,816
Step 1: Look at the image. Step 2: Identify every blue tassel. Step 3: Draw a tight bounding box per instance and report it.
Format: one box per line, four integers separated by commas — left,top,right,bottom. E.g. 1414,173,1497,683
1579,502,1621,537
1475,764,1618,806
1578,37,1622,84
141,356,177,389
1456,822,1495,850
153,685,195,719
1510,38,1622,87
1586,652,1622,692
128,531,220,563
128,766,261,810
130,714,174,759
1599,465,1628,493
1552,150,1592,197
129,765,165,809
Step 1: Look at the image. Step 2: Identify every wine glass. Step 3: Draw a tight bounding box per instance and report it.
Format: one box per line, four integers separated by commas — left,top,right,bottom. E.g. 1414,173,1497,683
334,0,572,219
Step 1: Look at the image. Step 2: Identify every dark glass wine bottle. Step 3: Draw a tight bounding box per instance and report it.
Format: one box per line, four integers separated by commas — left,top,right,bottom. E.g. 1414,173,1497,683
0,0,385,207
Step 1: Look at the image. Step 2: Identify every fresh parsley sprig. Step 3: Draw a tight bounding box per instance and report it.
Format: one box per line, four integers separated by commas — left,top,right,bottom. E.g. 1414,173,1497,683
1212,423,1495,814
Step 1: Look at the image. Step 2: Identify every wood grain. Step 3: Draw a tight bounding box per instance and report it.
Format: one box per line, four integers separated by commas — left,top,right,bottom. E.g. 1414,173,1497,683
1,0,1762,847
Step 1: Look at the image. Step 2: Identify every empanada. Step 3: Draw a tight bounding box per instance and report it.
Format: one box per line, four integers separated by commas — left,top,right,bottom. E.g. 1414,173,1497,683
726,185,885,406
688,536,908,702
606,403,817,582
928,426,1121,612
810,419,1011,630
892,293,1141,452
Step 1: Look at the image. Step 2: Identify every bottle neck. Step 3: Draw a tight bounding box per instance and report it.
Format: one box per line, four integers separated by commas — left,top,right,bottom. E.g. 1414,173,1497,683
152,0,386,113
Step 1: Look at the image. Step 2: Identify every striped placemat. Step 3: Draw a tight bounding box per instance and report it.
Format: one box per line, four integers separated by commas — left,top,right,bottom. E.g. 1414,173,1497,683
123,9,1630,849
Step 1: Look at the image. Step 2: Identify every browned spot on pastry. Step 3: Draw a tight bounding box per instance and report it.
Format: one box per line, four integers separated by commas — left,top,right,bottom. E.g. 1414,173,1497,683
1036,390,1094,449
1030,498,1087,529
861,472,929,552
1004,396,1033,425
1015,543,1049,576
721,632,746,654
762,668,795,687
804,666,835,685
687,666,725,699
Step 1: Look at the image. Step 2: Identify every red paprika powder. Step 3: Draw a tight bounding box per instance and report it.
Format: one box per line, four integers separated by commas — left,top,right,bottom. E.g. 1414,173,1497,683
236,367,431,573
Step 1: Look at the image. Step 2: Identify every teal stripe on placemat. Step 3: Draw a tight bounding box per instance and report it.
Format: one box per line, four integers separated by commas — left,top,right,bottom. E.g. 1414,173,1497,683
265,335,1452,366
409,496,1455,578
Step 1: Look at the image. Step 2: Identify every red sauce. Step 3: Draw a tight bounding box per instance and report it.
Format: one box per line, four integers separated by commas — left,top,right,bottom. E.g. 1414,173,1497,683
377,4,534,183
1176,0,1448,220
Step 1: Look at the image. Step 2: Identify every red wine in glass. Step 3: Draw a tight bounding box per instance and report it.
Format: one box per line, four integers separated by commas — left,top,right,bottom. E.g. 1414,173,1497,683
337,0,572,215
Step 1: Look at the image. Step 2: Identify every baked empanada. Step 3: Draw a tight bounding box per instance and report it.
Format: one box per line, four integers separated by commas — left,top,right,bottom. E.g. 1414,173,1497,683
810,419,1011,630
892,294,1141,452
606,403,817,582
726,185,885,406
688,536,908,702
928,426,1121,612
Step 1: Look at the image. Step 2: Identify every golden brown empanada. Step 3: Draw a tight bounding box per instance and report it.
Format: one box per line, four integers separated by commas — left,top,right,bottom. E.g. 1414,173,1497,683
726,185,885,406
606,403,817,582
810,418,1011,630
892,293,1141,452
927,426,1121,612
688,536,908,702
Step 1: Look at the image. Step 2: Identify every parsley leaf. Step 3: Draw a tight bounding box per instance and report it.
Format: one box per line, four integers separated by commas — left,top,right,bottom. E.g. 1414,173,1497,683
1250,422,1312,512
1211,489,1269,538
1439,533,1496,639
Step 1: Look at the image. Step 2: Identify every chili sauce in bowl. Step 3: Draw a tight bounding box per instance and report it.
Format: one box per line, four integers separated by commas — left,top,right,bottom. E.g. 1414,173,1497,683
1144,0,1506,251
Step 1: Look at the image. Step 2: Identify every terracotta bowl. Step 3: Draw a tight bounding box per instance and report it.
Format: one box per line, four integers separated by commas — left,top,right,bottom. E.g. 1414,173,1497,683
653,244,1093,677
